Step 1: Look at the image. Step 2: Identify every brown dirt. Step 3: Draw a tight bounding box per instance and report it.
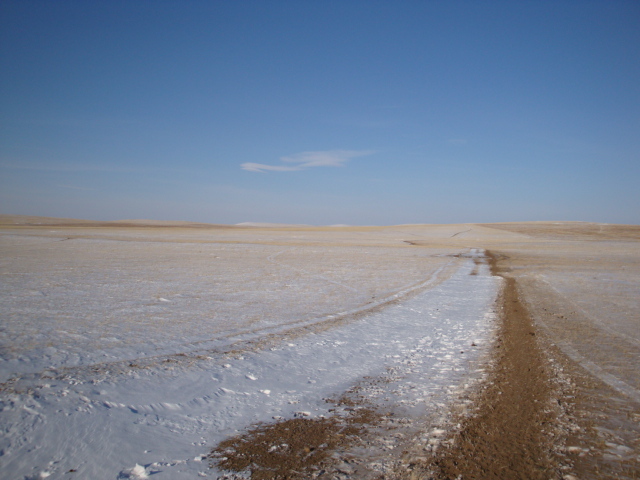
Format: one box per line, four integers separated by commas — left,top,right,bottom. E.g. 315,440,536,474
408,251,561,480
209,405,381,479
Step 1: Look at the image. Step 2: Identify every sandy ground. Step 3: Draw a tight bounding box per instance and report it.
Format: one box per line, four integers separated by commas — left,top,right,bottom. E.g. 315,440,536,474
1,216,639,479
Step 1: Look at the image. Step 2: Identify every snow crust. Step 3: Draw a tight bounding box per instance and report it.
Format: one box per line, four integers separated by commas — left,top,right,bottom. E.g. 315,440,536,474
0,237,459,382
0,236,500,479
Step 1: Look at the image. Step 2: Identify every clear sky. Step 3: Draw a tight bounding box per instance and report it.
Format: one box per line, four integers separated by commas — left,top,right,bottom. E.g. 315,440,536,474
1,1,639,225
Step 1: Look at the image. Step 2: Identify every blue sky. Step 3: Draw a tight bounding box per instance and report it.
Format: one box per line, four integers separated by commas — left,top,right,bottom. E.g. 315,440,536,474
1,1,638,225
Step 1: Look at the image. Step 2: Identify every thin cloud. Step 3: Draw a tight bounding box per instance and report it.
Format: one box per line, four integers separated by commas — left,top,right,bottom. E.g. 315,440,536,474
241,150,374,173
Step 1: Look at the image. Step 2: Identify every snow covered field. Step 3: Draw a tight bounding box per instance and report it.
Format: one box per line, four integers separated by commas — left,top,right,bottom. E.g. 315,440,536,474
1,234,466,382
0,227,501,479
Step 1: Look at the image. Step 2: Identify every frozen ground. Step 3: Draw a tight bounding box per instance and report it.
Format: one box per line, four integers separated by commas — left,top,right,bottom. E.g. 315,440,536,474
0,235,460,382
481,222,640,474
487,236,640,404
0,227,501,479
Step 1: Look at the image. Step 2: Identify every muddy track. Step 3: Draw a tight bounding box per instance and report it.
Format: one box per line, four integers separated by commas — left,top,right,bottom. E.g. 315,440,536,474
208,248,639,480
416,249,640,480
410,251,562,479
209,251,562,480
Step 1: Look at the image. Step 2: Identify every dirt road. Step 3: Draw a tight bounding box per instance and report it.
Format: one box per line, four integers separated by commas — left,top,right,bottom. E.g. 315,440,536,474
482,223,640,480
418,223,640,480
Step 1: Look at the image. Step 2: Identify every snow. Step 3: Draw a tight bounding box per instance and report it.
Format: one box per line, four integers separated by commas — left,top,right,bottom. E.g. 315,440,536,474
0,235,501,479
118,464,149,479
0,237,461,382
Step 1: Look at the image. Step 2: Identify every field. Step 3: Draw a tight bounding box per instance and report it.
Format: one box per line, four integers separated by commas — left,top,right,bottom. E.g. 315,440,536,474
0,216,638,479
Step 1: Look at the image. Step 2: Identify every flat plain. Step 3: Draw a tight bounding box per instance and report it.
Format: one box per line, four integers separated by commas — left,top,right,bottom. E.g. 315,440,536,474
0,216,638,479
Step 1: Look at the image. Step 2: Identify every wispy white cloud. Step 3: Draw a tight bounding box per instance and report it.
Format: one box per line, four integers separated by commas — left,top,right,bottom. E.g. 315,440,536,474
241,150,374,173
